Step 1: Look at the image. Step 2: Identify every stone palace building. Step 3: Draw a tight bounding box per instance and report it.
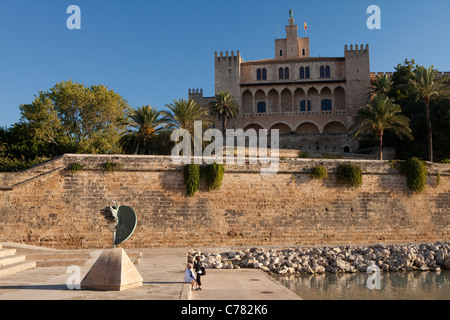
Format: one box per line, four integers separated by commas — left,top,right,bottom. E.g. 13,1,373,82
189,13,372,153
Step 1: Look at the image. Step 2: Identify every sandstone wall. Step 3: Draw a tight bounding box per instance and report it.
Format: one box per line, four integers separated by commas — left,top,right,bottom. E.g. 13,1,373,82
0,154,449,249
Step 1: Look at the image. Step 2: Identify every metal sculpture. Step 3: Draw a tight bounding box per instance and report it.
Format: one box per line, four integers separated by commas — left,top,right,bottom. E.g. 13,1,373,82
101,201,137,247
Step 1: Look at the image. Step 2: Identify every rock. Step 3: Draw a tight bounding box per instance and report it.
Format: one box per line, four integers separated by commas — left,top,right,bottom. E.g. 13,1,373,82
419,265,429,271
278,267,289,274
260,266,270,272
444,258,450,270
287,267,296,274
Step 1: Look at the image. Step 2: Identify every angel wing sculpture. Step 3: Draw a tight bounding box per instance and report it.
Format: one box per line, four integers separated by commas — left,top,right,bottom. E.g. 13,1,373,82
101,201,137,247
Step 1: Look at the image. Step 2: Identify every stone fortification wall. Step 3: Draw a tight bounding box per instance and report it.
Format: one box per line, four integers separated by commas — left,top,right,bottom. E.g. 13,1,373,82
0,154,449,249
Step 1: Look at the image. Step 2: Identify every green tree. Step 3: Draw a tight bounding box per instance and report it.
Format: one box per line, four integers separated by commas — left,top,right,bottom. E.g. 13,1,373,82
209,92,239,132
19,80,131,154
389,59,418,100
163,99,212,133
349,95,413,160
119,105,172,155
402,66,450,162
370,74,393,97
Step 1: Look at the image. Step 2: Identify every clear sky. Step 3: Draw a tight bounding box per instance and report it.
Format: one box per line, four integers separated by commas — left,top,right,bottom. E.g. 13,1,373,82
1,0,449,128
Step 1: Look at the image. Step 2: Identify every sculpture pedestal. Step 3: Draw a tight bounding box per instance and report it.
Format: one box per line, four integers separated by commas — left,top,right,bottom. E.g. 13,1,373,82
81,248,143,291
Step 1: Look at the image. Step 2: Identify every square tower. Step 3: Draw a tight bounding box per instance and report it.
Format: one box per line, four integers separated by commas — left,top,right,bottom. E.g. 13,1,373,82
275,17,310,59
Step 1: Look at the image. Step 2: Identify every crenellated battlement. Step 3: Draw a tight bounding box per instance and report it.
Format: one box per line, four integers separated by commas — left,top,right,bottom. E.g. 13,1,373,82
345,44,369,53
215,50,242,62
188,88,204,97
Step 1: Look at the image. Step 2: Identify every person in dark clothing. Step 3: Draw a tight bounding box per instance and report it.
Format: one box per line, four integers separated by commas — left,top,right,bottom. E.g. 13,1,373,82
193,256,204,290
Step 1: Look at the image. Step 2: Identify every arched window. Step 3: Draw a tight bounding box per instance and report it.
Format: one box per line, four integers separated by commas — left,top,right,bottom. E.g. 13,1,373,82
305,67,310,79
302,49,306,56
257,102,266,113
279,68,284,79
320,66,325,78
300,67,305,79
257,69,262,81
262,68,267,80
300,100,312,112
321,99,332,111
284,67,289,79
325,66,331,78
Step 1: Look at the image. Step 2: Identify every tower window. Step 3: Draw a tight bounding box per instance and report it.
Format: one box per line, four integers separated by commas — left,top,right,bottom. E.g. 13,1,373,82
300,67,305,79
257,69,262,81
262,68,267,80
320,66,325,78
284,67,289,79
280,50,283,57
279,68,284,79
302,49,306,56
326,66,331,78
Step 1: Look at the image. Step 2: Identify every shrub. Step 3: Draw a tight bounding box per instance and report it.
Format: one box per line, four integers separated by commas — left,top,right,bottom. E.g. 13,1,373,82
312,165,328,180
203,163,224,191
102,162,122,172
336,164,363,188
298,151,309,158
184,164,201,197
0,157,49,172
400,157,427,193
70,162,84,174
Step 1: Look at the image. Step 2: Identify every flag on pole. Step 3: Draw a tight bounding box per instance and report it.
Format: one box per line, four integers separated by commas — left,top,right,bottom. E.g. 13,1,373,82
304,21,307,30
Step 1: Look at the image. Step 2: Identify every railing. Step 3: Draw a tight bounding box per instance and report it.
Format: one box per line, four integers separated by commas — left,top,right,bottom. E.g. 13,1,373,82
241,110,346,118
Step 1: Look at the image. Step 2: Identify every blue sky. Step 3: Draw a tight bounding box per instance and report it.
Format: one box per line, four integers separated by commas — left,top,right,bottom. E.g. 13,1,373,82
1,0,449,128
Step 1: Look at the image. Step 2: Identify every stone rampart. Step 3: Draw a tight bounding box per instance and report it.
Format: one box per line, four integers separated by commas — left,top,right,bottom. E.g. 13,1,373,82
0,154,449,249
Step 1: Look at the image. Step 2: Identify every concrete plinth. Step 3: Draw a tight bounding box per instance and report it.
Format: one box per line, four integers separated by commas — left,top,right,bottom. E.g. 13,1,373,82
80,248,143,291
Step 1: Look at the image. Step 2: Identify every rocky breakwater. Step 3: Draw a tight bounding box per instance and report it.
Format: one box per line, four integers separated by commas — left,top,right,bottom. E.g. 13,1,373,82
188,242,450,275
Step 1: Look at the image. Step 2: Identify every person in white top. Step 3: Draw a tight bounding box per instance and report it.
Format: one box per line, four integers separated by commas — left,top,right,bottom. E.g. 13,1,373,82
184,264,197,290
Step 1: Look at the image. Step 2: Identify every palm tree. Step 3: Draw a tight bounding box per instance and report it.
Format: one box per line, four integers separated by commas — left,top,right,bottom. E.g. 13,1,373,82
209,92,239,132
162,99,214,157
403,66,450,162
163,99,213,134
119,105,171,155
370,74,393,97
349,95,413,160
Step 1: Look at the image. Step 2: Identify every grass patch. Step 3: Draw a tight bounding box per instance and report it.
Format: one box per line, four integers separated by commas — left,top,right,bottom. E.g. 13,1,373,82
102,162,122,172
312,165,328,180
70,162,84,174
336,164,363,188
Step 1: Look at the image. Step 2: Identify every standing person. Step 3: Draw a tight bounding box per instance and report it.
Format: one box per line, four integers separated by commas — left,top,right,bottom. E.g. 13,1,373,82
184,264,197,290
193,256,204,290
